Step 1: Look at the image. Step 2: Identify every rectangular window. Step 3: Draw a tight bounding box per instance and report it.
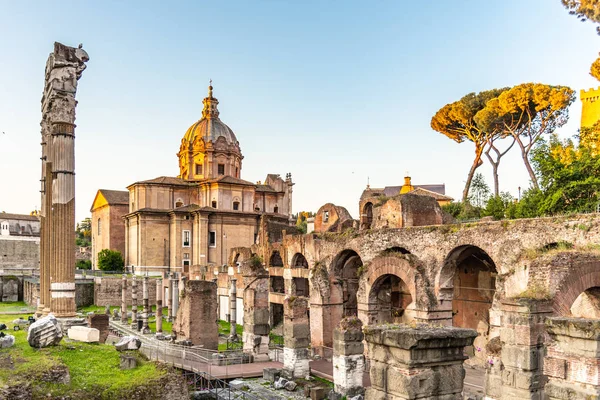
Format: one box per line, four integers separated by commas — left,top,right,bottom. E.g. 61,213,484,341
233,201,240,211
324,211,329,223
183,230,190,247
218,164,225,175
195,164,202,175
209,231,217,247
212,200,217,208
98,219,101,235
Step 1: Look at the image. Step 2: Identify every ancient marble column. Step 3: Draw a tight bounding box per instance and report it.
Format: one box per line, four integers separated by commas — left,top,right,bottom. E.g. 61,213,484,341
283,296,310,379
167,278,173,322
142,276,150,334
131,275,138,329
171,275,179,317
544,317,600,399
155,278,163,333
484,299,552,400
121,275,128,324
229,278,238,339
333,317,365,397
40,43,89,318
364,324,477,400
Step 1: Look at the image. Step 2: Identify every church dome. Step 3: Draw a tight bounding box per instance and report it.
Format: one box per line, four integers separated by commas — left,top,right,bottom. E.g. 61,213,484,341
182,84,239,146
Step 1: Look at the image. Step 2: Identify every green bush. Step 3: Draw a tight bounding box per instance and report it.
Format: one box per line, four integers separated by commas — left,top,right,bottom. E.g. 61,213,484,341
76,259,92,270
97,249,124,272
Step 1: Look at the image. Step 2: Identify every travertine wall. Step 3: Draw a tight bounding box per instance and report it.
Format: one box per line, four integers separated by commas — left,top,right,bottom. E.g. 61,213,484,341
0,237,39,269
93,276,156,306
173,280,218,349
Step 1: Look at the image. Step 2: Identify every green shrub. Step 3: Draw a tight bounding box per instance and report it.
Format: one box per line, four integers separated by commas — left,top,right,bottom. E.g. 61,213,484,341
97,249,124,272
76,259,92,270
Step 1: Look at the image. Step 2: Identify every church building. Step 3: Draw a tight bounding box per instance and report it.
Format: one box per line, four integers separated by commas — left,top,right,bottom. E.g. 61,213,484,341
92,84,294,274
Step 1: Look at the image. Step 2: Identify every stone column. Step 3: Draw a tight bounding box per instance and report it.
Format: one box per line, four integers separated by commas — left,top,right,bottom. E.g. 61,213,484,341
283,296,310,379
39,161,53,317
364,324,477,400
172,275,179,317
156,278,163,333
121,275,128,324
242,264,270,360
141,276,150,333
229,278,238,339
333,317,365,397
173,280,218,349
131,275,138,329
544,317,600,399
166,278,173,322
485,299,552,400
40,43,88,319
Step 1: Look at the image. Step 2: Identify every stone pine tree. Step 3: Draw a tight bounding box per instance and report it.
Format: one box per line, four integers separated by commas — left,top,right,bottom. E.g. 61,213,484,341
475,83,575,189
431,88,507,202
561,0,600,80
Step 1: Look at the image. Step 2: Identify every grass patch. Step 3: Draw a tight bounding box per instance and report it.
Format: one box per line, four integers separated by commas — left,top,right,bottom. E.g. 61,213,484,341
0,313,166,398
0,301,35,314
218,320,243,336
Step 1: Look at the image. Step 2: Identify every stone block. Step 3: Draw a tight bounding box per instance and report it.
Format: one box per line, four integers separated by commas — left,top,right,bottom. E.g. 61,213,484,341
501,344,539,370
544,357,567,379
115,335,141,351
68,326,100,343
263,367,281,383
0,334,15,348
120,354,137,370
310,386,326,400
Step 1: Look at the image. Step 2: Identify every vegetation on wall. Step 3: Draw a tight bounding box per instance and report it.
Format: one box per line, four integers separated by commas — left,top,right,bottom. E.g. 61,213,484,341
294,211,315,234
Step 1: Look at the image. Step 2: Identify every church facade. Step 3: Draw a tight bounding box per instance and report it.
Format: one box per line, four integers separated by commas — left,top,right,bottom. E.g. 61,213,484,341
93,84,294,274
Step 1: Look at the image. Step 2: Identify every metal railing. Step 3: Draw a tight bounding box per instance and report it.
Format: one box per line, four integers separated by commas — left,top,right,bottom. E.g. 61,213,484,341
182,369,262,400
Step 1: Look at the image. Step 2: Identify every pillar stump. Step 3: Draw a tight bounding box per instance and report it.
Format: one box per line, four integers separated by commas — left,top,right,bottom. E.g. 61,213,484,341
485,299,552,400
155,278,163,333
242,261,270,360
333,317,365,397
364,324,477,400
283,296,310,379
120,275,128,324
141,276,151,334
173,280,218,350
130,276,138,330
544,317,600,399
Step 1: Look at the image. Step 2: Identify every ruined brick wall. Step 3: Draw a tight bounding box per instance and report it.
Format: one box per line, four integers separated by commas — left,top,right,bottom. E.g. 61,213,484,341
314,203,354,233
93,276,156,306
0,237,39,270
76,282,94,307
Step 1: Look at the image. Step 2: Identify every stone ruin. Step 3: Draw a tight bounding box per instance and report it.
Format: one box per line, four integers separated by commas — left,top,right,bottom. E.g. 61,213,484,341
172,280,218,350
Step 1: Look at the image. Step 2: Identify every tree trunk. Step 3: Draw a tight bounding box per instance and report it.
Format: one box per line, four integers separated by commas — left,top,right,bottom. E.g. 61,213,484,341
522,150,539,190
512,134,539,189
462,150,484,203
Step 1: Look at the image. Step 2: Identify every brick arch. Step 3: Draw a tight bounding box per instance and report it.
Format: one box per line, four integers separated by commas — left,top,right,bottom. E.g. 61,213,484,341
357,255,418,306
553,260,600,316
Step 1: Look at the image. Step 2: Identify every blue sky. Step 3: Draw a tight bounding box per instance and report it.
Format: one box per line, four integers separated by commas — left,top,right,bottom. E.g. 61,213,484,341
0,0,599,221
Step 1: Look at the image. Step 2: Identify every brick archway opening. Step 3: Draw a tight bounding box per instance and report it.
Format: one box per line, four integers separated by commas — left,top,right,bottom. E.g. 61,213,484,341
553,261,600,317
291,253,309,297
332,249,363,318
368,273,413,325
361,202,373,230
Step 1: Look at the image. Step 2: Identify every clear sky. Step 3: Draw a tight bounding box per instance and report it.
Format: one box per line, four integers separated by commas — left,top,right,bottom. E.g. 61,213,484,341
0,0,599,221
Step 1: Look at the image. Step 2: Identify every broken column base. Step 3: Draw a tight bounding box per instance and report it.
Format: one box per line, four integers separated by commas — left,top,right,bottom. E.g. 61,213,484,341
282,347,310,379
243,332,270,361
333,354,365,397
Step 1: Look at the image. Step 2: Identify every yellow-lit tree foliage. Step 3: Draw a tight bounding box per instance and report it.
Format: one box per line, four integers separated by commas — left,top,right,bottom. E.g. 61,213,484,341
431,88,506,202
562,0,600,80
476,83,575,189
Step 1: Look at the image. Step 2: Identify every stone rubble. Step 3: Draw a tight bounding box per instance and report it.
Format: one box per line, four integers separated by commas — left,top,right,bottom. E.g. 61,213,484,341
26,314,63,348
0,333,15,348
114,335,142,351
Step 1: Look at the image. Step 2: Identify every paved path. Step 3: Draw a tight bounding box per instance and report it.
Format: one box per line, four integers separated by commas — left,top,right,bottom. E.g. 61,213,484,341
310,359,371,386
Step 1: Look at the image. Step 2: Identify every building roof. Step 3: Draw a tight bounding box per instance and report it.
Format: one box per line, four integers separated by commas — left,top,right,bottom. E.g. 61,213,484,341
131,176,192,186
409,187,453,201
382,184,446,197
203,175,255,186
171,204,201,212
98,189,129,205
0,212,39,222
255,185,278,193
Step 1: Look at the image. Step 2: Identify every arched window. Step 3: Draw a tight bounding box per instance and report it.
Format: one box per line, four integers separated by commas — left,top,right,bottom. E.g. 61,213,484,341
175,198,183,208
274,205,279,214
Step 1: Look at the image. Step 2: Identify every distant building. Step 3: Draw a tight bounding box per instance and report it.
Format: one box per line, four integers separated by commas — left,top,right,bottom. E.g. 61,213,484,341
0,212,40,270
90,189,129,269
313,203,355,233
581,87,600,128
92,84,295,274
359,176,452,230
